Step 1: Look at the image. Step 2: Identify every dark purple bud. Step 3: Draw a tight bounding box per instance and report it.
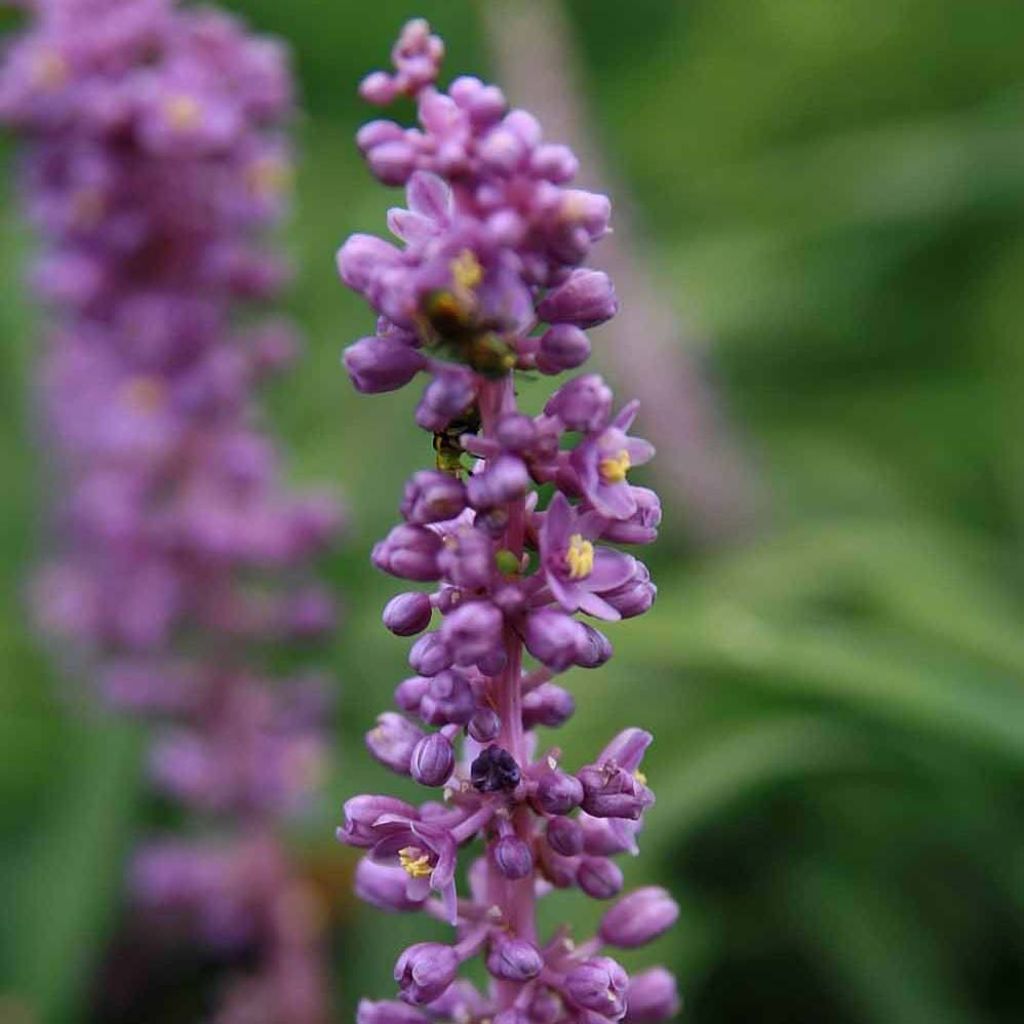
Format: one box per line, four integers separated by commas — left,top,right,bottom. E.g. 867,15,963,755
366,713,424,774
408,633,453,677
486,937,543,981
578,763,654,820
344,336,426,394
410,733,455,787
419,670,475,726
469,707,501,743
340,795,419,847
440,601,503,666
520,609,586,673
535,770,584,815
536,324,591,375
372,525,442,582
624,967,681,1023
470,745,521,792
522,683,576,730
395,675,431,712
394,942,460,1005
355,858,427,912
601,562,657,620
546,815,584,857
565,957,629,1018
537,841,577,889
577,856,624,900
401,470,466,524
574,624,613,669
544,374,614,433
492,835,533,879
415,369,476,432
600,487,661,545
357,998,429,1024
599,887,680,949
383,592,433,636
537,270,617,328
465,456,529,509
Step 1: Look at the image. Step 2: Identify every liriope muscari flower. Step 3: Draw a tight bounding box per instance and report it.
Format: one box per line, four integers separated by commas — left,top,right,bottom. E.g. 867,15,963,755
0,2,340,1020
336,20,679,1024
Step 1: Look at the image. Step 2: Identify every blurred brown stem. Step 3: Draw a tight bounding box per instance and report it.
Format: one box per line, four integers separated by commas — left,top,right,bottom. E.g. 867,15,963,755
479,0,759,544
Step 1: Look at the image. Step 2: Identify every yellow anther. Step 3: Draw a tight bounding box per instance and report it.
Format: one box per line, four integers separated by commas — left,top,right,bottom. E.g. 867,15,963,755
599,449,631,484
121,376,165,413
565,533,595,580
398,847,433,879
31,50,68,90
165,94,201,131
451,249,483,291
633,769,648,786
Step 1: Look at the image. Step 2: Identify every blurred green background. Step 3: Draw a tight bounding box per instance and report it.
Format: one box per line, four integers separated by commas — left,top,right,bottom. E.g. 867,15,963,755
3,1,1024,1021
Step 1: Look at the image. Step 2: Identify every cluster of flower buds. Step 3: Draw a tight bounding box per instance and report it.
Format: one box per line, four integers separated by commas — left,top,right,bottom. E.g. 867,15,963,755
337,21,679,1024
0,2,339,1020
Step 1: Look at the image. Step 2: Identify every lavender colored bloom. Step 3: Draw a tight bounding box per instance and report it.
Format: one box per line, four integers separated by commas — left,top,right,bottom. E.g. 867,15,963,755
335,21,676,1021
599,887,680,949
3,2,339,1020
356,857,429,912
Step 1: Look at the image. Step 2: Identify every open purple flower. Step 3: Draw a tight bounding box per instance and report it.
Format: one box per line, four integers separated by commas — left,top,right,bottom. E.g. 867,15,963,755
572,401,655,520
539,492,635,621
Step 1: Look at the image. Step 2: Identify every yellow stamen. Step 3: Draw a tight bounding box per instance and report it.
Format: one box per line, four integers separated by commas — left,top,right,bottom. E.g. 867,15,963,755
121,376,165,413
565,533,595,580
31,50,68,91
451,249,483,291
633,769,648,786
165,94,201,131
398,846,433,879
599,449,631,484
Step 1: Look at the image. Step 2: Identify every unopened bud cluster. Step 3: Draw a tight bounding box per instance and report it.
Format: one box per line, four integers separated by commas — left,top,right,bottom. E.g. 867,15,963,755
337,21,679,1024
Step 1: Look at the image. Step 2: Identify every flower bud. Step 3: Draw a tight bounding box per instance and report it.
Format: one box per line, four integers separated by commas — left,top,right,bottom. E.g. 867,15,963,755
437,527,493,590
600,562,656,620
535,770,584,815
536,324,591,374
419,670,475,726
574,623,613,669
468,707,501,743
410,733,455,787
355,858,426,912
624,968,681,1023
415,368,476,431
366,713,424,774
394,675,430,712
492,835,533,880
337,233,401,292
368,139,416,186
599,887,679,949
344,336,426,393
408,632,453,677
357,998,429,1024
537,270,617,328
577,856,624,900
578,763,654,820
394,942,460,1005
401,470,466,524
355,120,404,154
520,608,586,672
440,600,503,667
522,683,575,730
465,455,529,509
494,412,537,451
530,142,578,183
486,937,543,981
470,745,521,792
565,957,629,1018
546,815,584,857
372,525,442,581
383,592,433,636
600,487,661,545
544,374,613,432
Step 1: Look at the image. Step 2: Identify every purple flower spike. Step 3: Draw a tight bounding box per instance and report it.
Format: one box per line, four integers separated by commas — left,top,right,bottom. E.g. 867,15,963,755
336,20,673,1018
